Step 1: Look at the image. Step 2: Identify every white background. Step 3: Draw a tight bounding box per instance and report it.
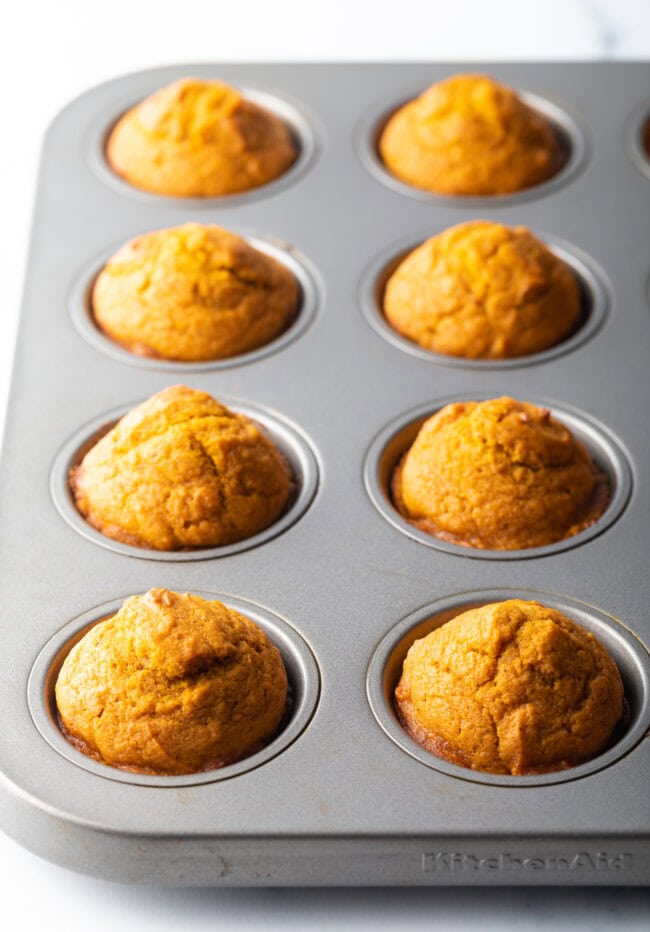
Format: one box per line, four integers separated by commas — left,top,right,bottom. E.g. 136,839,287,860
1,1,649,928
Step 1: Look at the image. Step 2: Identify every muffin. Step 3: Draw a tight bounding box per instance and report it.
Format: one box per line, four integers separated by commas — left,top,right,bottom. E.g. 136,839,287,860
70,385,293,550
392,396,608,550
55,588,288,775
395,599,624,776
92,224,300,362
383,221,581,359
379,73,563,196
107,78,297,197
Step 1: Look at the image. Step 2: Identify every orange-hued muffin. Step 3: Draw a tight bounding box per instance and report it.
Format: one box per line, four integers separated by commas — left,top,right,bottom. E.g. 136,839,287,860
92,224,300,362
107,78,297,197
379,74,563,196
395,599,624,776
70,386,292,551
56,589,288,775
392,397,608,550
383,221,581,358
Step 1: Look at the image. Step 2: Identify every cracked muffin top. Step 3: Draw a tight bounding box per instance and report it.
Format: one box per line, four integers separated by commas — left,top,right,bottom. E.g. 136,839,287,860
107,77,297,197
392,396,608,551
92,223,300,362
383,221,581,359
395,599,624,776
379,73,563,196
70,385,292,551
55,588,288,775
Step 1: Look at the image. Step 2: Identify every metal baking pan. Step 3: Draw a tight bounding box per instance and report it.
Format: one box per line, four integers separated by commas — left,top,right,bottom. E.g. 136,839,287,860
1,62,650,886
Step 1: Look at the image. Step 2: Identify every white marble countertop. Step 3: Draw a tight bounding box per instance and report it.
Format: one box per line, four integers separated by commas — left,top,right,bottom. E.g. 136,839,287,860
1,1,649,927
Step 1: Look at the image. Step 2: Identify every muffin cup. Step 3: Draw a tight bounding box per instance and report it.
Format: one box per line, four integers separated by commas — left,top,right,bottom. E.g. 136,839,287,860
357,86,588,207
70,233,321,371
360,232,609,368
86,83,320,206
624,97,650,181
51,399,319,560
367,589,650,788
364,395,632,560
28,593,320,787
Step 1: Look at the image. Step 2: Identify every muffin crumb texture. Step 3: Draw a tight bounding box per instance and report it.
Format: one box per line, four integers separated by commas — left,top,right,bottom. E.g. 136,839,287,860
70,385,293,551
392,396,608,550
395,599,624,775
92,223,299,361
55,589,288,775
379,73,563,196
107,78,297,197
383,221,581,358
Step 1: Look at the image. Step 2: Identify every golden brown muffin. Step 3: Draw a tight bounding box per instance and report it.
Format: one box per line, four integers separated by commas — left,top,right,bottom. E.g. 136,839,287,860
379,73,563,196
92,224,300,362
383,221,581,358
107,78,297,197
70,385,292,550
56,588,288,775
392,397,608,550
395,599,624,776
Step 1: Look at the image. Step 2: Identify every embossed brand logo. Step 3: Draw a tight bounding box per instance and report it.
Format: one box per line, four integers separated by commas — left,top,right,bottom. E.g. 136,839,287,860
422,852,632,873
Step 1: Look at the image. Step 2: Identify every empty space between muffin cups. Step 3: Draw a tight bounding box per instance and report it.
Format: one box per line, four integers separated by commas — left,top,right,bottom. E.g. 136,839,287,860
363,395,632,560
359,232,609,369
624,97,650,181
50,399,319,561
28,593,320,787
84,84,319,206
69,233,321,371
356,86,587,207
366,589,650,788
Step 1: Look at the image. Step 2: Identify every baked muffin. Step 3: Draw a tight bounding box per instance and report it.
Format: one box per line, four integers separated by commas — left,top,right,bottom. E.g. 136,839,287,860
379,73,563,196
392,396,608,550
383,221,581,358
56,588,288,775
70,385,292,550
107,78,297,197
395,599,624,776
92,224,300,362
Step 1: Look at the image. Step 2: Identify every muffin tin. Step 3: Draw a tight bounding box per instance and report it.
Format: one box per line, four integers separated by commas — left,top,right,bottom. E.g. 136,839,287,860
1,62,650,886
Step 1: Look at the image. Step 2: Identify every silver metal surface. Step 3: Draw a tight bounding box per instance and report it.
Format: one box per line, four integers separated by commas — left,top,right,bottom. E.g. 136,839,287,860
1,63,650,886
624,95,650,181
